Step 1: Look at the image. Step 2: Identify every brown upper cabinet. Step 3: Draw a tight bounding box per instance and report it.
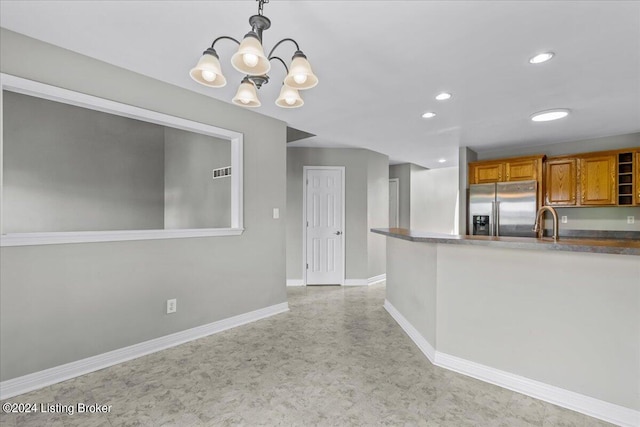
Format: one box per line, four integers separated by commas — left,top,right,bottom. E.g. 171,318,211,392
471,161,504,184
578,154,617,205
545,158,577,206
471,147,639,207
469,155,543,185
636,151,640,205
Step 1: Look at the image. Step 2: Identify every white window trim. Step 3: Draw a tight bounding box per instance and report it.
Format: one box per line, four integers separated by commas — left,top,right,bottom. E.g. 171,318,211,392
0,73,244,247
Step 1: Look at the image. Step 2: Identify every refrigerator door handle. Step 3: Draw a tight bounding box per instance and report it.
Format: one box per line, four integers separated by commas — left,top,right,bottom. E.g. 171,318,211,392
495,201,500,237
491,201,496,236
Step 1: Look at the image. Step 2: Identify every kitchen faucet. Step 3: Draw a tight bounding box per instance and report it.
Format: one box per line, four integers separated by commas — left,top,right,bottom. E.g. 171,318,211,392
533,206,559,241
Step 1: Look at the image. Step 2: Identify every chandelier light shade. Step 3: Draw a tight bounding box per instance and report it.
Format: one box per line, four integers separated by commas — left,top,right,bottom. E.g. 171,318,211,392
283,51,318,90
275,85,304,108
189,0,318,109
189,48,227,88
231,32,271,75
232,77,261,107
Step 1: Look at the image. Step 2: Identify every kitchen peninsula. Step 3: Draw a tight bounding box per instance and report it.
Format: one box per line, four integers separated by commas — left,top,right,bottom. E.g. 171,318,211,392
373,228,639,427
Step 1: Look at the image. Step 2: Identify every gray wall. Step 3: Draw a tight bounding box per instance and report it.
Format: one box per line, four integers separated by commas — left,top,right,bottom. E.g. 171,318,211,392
3,91,165,233
476,132,640,160
553,206,640,232
410,167,459,234
389,164,411,229
164,128,231,229
0,29,287,381
386,238,640,411
386,238,437,345
389,163,459,234
367,151,389,278
286,147,388,282
436,244,639,410
458,147,478,235
462,133,640,233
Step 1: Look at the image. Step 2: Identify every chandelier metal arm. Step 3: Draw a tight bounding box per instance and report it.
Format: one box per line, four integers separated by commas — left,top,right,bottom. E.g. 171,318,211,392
269,56,289,74
210,35,241,49
267,38,300,60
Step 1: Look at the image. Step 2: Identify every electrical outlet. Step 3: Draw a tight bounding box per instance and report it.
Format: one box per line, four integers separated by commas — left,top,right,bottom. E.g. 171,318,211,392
628,216,635,224
166,299,177,314
561,216,568,224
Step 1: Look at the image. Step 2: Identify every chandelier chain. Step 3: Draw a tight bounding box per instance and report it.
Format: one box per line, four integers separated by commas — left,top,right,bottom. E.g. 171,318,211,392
257,0,269,16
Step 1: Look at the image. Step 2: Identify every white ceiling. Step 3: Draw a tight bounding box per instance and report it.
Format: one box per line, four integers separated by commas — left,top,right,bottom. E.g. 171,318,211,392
1,0,639,169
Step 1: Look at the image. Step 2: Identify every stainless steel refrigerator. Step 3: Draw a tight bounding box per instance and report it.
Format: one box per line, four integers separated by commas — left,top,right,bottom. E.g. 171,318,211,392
468,180,537,237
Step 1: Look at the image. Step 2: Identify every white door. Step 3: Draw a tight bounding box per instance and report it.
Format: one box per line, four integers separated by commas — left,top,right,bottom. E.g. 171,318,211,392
389,178,399,227
305,168,344,285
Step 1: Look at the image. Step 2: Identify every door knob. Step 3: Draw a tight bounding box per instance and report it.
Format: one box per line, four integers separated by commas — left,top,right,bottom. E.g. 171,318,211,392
335,231,342,235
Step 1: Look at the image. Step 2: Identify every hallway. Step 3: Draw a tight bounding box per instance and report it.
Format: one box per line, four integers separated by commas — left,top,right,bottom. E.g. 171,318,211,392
1,285,611,426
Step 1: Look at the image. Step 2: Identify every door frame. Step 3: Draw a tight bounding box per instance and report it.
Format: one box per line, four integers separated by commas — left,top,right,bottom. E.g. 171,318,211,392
302,166,346,286
389,178,400,228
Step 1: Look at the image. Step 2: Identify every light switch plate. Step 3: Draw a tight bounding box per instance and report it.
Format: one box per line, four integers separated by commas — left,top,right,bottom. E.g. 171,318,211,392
273,208,280,219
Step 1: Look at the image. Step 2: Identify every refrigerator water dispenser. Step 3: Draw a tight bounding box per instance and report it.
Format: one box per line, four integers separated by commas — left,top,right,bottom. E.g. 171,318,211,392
472,215,491,236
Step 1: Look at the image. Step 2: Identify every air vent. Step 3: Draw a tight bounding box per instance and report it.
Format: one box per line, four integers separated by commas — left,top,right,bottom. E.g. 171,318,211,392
212,166,231,179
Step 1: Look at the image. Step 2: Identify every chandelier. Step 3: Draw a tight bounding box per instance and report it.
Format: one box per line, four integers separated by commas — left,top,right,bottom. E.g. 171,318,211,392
189,0,318,109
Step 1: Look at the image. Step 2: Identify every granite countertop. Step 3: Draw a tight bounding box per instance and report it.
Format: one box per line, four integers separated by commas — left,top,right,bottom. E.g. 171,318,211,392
371,228,640,256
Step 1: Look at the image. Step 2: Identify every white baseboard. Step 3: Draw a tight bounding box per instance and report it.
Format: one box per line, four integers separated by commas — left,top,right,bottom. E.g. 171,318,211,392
435,352,639,427
383,300,435,363
286,279,304,287
383,299,639,427
344,279,367,286
0,302,289,400
345,274,387,287
368,273,386,286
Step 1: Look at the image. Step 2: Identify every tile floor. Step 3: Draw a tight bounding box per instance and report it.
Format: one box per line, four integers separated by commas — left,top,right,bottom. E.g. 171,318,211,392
0,284,615,426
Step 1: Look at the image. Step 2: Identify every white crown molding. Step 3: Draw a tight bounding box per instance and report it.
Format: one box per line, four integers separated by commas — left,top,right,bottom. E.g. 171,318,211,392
384,299,639,427
0,302,289,400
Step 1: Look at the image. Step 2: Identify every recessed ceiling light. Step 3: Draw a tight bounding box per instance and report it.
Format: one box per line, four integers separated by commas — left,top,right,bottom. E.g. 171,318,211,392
422,112,436,119
530,109,570,122
438,159,447,163
529,52,554,64
435,92,452,101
